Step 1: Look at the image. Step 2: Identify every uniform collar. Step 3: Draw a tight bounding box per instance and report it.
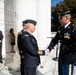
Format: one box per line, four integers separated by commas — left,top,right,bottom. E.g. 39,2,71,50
23,29,34,35
64,22,71,28
23,29,26,31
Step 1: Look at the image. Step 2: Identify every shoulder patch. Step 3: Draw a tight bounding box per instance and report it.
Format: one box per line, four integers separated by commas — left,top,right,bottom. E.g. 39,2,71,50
25,34,29,37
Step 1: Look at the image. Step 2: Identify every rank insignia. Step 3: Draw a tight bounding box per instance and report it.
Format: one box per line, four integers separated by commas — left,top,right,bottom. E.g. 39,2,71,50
25,35,28,37
68,26,70,28
38,51,42,54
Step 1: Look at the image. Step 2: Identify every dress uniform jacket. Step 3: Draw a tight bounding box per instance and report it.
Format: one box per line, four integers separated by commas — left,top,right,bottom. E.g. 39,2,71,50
48,23,76,64
17,30,25,75
21,30,45,67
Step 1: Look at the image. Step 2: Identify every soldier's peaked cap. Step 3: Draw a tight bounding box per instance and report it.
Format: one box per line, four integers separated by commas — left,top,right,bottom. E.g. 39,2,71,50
22,19,37,25
58,10,71,17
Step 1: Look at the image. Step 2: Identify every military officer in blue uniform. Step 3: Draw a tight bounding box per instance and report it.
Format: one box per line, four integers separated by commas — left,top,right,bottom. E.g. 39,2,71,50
46,11,76,75
17,23,28,75
21,19,46,75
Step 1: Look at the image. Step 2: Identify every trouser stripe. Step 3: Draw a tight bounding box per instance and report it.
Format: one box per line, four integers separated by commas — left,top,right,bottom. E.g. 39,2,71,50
68,64,72,75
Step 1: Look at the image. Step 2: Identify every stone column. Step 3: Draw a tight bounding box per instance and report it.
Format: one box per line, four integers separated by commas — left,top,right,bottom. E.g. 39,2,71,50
36,0,55,75
37,0,51,49
15,0,37,34
0,0,12,75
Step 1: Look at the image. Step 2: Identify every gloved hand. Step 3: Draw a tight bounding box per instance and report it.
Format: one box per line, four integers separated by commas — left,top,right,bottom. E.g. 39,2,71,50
45,49,50,55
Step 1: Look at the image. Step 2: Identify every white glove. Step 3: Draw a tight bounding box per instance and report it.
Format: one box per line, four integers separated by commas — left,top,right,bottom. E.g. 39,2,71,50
45,49,50,55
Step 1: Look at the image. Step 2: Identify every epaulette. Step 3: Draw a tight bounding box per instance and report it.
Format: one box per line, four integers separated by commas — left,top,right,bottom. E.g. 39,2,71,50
18,31,22,35
72,27,76,32
17,31,22,36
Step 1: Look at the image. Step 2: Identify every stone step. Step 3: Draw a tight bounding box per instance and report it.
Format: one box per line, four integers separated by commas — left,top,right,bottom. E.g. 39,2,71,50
0,52,20,75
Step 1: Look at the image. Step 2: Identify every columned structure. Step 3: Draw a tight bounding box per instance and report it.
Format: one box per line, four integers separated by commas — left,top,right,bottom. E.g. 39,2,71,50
9,0,52,75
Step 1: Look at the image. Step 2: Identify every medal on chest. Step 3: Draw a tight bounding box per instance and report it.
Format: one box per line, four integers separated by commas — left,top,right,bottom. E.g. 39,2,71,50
64,33,70,39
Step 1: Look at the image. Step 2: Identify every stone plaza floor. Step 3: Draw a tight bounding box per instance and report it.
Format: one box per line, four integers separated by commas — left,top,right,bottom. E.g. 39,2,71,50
1,49,76,75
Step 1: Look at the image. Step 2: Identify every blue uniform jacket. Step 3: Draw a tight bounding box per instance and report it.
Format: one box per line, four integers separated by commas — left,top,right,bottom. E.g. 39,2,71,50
21,30,45,67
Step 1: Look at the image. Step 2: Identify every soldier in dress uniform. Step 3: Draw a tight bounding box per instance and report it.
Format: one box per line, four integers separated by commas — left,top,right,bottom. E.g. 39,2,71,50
17,30,25,75
46,11,76,75
17,22,28,75
20,19,47,75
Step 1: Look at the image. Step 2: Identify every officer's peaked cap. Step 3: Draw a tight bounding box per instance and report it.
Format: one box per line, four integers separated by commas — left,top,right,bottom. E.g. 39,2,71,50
22,19,37,25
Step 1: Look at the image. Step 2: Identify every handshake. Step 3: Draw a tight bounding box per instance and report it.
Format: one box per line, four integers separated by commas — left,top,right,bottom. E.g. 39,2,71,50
45,49,50,56
38,49,50,55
